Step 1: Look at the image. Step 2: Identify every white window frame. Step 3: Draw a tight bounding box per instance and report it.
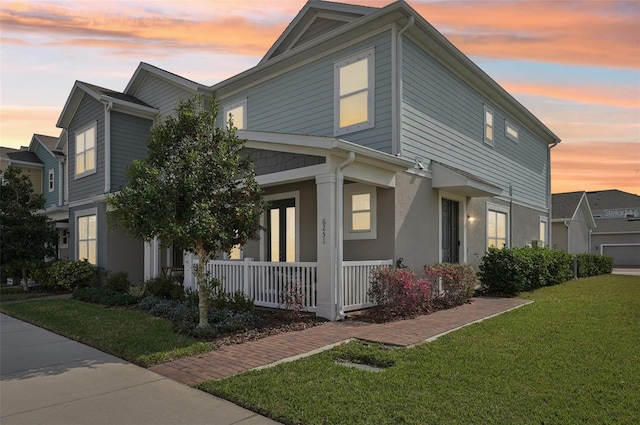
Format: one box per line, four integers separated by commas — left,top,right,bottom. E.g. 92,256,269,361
505,119,519,143
483,104,494,146
74,122,97,178
486,203,509,249
334,48,375,136
223,98,247,130
344,183,377,240
539,215,548,247
74,207,98,265
48,169,55,192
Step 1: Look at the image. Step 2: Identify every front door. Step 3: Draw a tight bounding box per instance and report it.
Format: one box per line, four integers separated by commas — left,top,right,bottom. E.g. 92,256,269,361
267,198,296,262
442,199,460,263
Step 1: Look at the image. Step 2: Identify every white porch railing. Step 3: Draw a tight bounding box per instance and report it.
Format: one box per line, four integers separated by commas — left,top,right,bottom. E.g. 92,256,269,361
196,258,318,311
187,257,392,315
342,259,393,312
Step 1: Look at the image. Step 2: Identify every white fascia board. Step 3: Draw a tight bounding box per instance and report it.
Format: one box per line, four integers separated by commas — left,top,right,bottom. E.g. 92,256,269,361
256,163,329,187
334,139,413,171
29,135,55,158
56,82,86,128
125,62,210,97
106,97,159,118
240,130,334,150
7,160,44,168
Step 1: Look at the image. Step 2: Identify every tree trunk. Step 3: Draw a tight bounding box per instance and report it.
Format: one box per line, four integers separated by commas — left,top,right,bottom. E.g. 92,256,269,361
196,247,210,329
21,267,29,292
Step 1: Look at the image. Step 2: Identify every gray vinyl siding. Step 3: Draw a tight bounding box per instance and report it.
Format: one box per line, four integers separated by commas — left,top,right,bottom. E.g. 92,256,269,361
110,111,153,191
35,144,59,208
401,38,549,208
134,74,194,118
68,94,105,202
222,30,393,153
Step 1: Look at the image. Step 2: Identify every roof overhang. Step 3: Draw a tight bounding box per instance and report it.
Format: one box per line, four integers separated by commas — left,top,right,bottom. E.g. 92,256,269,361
125,62,212,98
431,162,502,198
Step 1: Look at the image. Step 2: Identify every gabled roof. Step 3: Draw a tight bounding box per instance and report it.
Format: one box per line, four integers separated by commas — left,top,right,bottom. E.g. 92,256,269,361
57,80,158,129
29,134,64,158
0,147,43,166
214,0,560,145
552,191,596,229
125,62,212,97
587,189,640,210
260,0,377,63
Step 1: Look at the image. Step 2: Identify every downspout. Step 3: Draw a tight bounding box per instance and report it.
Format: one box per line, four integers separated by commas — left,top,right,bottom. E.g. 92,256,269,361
104,101,113,193
509,182,513,247
564,220,571,253
336,151,355,320
548,141,559,247
394,16,415,156
58,157,64,206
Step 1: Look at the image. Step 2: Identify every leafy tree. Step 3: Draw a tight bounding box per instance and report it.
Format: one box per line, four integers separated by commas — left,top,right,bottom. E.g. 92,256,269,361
108,95,265,329
0,166,57,291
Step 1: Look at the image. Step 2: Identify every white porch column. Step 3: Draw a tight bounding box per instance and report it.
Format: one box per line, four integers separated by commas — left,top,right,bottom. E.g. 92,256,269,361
183,251,196,289
143,237,161,281
315,173,338,320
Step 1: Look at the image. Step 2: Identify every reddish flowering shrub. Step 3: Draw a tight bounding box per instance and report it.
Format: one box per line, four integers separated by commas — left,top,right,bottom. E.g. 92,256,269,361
368,267,431,317
424,263,476,308
280,281,306,317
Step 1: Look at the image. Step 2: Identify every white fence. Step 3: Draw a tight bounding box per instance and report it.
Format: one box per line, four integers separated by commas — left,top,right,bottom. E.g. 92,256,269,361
342,259,393,312
189,258,392,313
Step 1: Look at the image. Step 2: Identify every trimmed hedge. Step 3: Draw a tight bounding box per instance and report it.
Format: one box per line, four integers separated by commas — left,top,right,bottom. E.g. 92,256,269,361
73,287,139,306
576,254,613,278
479,247,612,295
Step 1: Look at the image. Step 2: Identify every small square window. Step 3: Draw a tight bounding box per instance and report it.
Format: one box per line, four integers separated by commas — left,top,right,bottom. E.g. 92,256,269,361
505,120,519,142
344,183,377,240
223,99,247,130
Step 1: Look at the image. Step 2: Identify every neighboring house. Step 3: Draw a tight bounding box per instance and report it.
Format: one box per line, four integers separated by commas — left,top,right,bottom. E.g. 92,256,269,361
28,134,69,259
551,192,596,253
0,146,44,193
30,0,559,320
587,190,640,267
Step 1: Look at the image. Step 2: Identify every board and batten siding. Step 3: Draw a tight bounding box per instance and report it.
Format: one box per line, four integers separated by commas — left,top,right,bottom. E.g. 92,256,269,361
110,111,153,191
401,38,549,208
134,75,194,118
222,30,394,154
68,94,105,203
35,143,59,208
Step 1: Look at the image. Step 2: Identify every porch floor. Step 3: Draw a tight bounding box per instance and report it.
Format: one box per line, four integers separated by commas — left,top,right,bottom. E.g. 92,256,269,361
149,297,531,386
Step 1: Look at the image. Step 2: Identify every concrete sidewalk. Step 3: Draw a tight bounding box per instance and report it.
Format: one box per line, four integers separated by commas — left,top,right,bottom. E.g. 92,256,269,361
0,313,280,425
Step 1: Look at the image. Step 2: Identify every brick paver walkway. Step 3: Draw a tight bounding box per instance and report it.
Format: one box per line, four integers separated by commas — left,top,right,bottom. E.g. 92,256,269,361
149,297,531,386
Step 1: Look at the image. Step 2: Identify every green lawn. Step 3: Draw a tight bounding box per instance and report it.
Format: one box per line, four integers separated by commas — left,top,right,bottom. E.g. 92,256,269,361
0,299,211,366
199,275,640,425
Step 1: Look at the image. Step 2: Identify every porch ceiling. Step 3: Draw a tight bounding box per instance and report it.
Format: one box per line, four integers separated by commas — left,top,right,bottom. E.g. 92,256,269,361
431,162,503,198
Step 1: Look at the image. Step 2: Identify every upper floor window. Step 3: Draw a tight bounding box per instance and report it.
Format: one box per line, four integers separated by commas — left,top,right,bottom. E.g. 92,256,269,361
487,203,509,250
505,120,519,142
48,169,55,192
75,123,96,177
344,183,377,240
223,99,247,130
334,48,375,136
484,105,494,146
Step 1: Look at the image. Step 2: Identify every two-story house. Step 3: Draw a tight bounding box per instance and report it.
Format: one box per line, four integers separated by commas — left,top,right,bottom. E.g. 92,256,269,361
44,0,558,320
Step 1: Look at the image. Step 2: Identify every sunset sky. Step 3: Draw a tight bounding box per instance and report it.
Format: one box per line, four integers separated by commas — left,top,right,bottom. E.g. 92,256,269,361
1,0,638,195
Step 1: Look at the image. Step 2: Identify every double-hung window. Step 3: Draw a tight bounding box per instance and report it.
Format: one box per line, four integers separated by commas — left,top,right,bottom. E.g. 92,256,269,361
75,123,96,177
334,48,375,136
486,203,509,250
483,105,494,145
223,99,247,130
48,169,55,192
77,212,97,265
344,183,377,240
505,120,519,142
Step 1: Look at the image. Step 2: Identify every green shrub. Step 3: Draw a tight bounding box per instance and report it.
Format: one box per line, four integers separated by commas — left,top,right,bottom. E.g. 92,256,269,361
30,261,54,286
104,271,131,293
479,247,575,295
73,287,139,306
206,279,255,313
142,276,185,300
576,254,613,277
46,260,96,291
425,263,477,308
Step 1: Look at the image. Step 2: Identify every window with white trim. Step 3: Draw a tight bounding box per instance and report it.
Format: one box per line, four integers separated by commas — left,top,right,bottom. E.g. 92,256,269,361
334,48,375,136
484,105,494,145
77,214,97,265
223,99,247,130
75,123,97,177
48,169,55,192
228,245,242,260
486,204,509,249
505,120,519,142
539,216,548,247
344,183,377,240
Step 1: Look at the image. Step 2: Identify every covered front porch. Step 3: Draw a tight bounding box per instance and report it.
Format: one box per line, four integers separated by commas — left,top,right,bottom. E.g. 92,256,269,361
145,131,412,320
